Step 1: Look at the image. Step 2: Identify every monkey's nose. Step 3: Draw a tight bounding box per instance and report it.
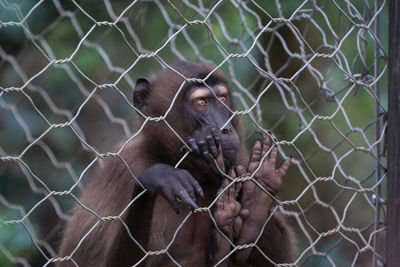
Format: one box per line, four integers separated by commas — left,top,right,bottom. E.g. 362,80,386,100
221,127,232,134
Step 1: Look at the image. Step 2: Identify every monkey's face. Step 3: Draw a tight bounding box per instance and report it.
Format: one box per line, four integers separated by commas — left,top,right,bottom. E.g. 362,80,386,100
184,83,240,171
132,61,241,171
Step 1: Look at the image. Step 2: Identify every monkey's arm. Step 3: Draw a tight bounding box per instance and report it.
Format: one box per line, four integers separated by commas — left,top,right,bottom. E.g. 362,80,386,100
103,156,159,266
233,198,296,266
105,161,204,266
212,178,244,267
233,138,294,265
135,163,204,211
247,212,296,266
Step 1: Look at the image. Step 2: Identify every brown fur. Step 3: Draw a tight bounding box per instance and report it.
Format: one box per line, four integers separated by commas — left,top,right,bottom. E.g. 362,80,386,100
57,62,296,266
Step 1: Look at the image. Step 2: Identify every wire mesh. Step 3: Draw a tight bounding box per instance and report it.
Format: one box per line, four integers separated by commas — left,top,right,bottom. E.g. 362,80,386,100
0,0,388,266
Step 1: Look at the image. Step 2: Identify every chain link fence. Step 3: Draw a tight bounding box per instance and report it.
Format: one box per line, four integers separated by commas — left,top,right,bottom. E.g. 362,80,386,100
0,0,388,266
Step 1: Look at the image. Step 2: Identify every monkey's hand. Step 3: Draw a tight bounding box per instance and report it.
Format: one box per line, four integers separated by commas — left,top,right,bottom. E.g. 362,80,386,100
247,137,291,197
214,176,247,239
212,176,247,266
137,164,204,213
234,137,291,264
184,125,221,164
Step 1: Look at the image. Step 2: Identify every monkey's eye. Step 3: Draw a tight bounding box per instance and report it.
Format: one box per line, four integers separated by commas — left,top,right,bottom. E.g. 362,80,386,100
194,98,207,106
219,96,227,103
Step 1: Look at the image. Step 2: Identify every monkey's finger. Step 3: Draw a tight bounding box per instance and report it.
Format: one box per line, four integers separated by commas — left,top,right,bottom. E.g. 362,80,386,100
230,181,239,201
211,127,221,148
221,178,229,189
220,180,230,201
173,185,198,210
177,175,196,201
239,208,249,221
229,168,237,179
241,180,255,198
262,136,271,157
249,140,262,163
183,172,205,198
182,196,199,211
231,171,242,198
216,198,223,209
269,147,278,167
165,194,180,214
235,165,247,177
236,165,254,193
277,156,292,177
198,140,211,164
235,181,242,198
234,200,241,216
216,183,227,206
228,184,236,201
187,138,200,155
239,167,255,198
233,216,243,238
206,134,218,159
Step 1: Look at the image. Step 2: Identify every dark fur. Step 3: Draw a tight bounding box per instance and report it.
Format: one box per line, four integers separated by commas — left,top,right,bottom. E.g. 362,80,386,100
57,61,296,266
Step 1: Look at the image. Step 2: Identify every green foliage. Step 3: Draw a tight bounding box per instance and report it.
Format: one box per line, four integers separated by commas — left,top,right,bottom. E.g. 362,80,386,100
0,0,387,265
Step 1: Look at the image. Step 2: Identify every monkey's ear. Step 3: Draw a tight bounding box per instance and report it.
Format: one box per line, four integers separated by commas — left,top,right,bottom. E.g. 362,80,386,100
133,77,151,110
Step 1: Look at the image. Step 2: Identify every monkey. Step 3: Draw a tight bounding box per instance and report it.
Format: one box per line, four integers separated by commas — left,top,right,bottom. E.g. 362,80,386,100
210,137,294,266
233,137,295,265
57,61,296,267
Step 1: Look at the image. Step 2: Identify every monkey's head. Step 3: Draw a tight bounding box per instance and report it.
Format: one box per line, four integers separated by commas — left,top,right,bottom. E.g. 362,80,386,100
133,61,241,171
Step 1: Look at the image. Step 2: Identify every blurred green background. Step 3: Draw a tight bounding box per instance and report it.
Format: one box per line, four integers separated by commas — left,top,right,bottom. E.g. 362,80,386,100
0,0,388,266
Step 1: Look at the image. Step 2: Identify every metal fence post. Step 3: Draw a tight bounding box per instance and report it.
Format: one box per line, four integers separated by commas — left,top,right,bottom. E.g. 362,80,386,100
387,1,400,266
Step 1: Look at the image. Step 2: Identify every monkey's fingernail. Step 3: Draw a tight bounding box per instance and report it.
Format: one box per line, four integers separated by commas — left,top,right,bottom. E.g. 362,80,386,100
236,165,245,173
191,203,199,210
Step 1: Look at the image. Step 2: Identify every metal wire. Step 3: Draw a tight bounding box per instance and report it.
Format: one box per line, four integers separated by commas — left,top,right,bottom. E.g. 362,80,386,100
0,0,387,266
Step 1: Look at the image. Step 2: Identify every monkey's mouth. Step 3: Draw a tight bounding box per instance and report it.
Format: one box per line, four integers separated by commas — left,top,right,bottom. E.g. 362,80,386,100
220,147,238,172
219,131,240,172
